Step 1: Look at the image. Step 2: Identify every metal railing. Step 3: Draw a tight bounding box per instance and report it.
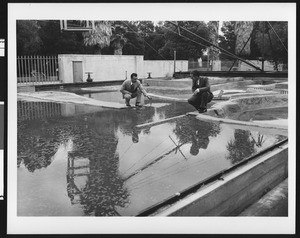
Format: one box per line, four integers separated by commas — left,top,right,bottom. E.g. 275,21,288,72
17,55,59,85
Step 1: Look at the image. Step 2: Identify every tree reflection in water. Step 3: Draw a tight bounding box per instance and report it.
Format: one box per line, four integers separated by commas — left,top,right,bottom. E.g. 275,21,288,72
17,119,72,172
226,129,257,164
68,111,132,216
17,100,288,216
17,102,158,216
226,129,287,165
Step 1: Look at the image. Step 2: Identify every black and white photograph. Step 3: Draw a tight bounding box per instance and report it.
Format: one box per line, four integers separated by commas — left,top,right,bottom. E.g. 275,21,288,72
0,39,5,101
0,103,3,201
6,2,296,235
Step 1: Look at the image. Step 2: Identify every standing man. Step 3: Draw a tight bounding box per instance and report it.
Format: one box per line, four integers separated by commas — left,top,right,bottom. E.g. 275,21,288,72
188,70,214,113
120,73,152,107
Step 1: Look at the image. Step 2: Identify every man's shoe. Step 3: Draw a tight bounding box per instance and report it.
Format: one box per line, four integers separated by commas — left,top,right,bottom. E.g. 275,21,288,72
135,104,143,108
126,103,131,107
198,108,207,113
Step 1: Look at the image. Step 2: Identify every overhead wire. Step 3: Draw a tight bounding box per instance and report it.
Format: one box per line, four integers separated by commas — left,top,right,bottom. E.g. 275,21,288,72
161,24,242,71
26,20,282,71
160,24,237,62
267,21,288,53
118,141,135,161
126,122,225,189
166,21,262,71
121,119,199,179
128,150,225,191
122,142,176,178
167,21,252,62
25,20,206,61
128,121,270,190
120,136,171,176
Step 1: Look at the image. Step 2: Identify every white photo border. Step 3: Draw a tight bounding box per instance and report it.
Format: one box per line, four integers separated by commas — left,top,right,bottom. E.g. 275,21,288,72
7,2,296,234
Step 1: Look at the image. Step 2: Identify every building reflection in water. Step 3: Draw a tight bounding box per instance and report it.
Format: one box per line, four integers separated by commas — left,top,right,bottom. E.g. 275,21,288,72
18,101,62,121
66,153,90,205
17,100,161,215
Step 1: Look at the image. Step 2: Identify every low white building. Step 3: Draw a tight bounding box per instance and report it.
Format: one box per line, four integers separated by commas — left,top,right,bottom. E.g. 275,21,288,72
58,54,188,83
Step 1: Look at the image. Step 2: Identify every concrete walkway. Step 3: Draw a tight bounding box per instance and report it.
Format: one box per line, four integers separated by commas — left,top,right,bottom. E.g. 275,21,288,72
188,111,288,131
18,91,128,109
18,91,171,110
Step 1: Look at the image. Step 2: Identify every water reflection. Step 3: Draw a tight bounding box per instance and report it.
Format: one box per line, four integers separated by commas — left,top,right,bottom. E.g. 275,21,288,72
17,100,287,216
116,107,155,143
226,129,287,165
17,109,132,215
62,111,132,216
173,116,221,156
18,101,62,121
226,129,258,164
17,119,72,172
17,100,193,216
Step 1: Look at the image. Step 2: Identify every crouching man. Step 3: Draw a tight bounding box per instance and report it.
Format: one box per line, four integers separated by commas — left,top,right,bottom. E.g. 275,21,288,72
120,73,152,107
188,70,214,113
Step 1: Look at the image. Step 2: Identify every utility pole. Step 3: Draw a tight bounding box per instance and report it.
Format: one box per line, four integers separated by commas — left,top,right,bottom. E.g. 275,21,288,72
262,22,265,71
173,49,176,77
207,53,210,71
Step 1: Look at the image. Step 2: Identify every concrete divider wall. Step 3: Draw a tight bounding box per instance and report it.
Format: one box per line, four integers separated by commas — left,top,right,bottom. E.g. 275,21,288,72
144,60,188,78
209,94,288,119
58,54,188,83
155,142,288,216
58,54,144,83
239,60,281,71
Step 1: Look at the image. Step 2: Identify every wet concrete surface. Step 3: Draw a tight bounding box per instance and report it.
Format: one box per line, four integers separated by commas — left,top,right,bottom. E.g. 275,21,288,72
237,107,288,121
18,91,128,109
17,99,287,216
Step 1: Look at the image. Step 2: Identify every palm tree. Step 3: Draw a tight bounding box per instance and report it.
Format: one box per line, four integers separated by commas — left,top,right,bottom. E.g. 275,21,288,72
234,21,254,55
110,22,128,55
207,21,220,61
82,21,112,54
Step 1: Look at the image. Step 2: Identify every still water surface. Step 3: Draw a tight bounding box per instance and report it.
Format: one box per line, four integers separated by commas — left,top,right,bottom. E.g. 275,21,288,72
17,100,286,216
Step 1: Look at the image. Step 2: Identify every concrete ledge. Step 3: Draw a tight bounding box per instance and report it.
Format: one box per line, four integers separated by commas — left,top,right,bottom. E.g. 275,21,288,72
239,178,288,216
143,78,191,88
153,142,288,216
35,80,124,91
147,93,187,102
187,112,288,135
136,114,186,129
173,71,288,78
17,85,36,93
208,94,288,120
